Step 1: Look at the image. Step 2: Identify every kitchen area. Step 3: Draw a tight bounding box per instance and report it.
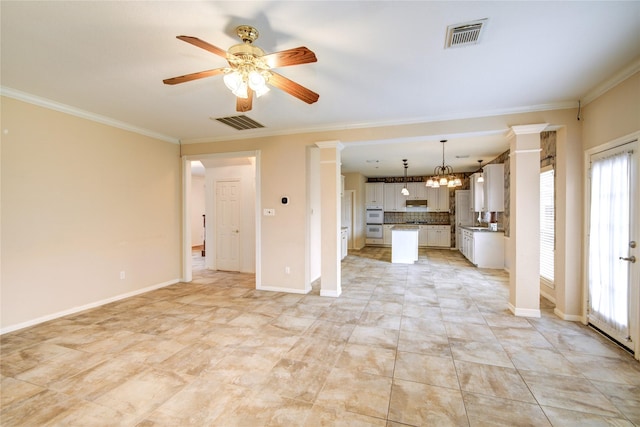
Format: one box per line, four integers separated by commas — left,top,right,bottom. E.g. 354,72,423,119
361,161,506,269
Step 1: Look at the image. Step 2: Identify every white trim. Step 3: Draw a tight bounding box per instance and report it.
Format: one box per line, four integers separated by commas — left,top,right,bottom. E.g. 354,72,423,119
582,58,640,105
508,303,541,318
510,148,542,155
320,289,342,297
0,86,179,144
257,285,311,294
507,123,549,138
181,104,574,145
0,279,180,335
540,288,556,304
553,307,583,322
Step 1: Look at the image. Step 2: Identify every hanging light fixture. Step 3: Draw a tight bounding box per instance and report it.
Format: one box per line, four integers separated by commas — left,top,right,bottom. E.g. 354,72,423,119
476,160,485,183
222,26,271,99
425,140,461,188
401,159,410,195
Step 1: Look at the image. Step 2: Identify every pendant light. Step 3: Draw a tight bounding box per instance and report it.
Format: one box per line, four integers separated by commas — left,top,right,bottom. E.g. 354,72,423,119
401,159,410,195
425,140,461,188
477,160,485,183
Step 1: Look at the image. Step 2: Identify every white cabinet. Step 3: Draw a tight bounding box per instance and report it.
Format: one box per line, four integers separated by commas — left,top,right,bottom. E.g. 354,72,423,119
460,228,504,269
406,182,428,200
426,225,451,247
426,187,450,212
365,183,384,206
483,164,505,212
418,225,429,247
383,183,407,212
383,224,394,246
341,228,348,260
470,173,484,212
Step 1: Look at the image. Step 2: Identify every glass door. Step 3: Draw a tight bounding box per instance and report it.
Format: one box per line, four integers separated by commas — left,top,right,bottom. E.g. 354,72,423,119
587,139,638,353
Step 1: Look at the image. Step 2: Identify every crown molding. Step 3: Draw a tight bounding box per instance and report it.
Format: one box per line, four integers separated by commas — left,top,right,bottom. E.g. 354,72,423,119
180,101,577,145
581,57,640,105
0,86,179,144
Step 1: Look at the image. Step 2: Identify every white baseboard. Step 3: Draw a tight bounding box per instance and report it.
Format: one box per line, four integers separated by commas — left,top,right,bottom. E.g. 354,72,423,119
0,278,181,335
553,307,583,322
320,289,341,297
257,284,311,294
508,303,541,318
540,289,556,304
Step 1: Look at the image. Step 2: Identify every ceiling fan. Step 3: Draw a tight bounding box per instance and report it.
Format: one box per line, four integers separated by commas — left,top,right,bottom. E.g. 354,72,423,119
163,25,319,112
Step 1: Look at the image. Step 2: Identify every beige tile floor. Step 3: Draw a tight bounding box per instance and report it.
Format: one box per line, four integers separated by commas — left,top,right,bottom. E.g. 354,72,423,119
2,247,640,426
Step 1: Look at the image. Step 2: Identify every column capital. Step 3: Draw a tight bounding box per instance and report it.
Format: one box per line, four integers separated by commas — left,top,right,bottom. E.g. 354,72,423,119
315,140,344,150
507,124,549,139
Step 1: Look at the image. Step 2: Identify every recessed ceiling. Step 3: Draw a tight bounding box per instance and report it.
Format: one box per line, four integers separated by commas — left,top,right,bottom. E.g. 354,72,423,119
2,1,639,178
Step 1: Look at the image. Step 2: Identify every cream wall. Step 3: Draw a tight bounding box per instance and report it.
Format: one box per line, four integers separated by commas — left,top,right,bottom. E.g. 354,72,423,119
1,97,182,332
582,71,639,150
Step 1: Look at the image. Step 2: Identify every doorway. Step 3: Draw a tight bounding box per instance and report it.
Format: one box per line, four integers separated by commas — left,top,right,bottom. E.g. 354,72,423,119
182,152,259,284
586,137,638,355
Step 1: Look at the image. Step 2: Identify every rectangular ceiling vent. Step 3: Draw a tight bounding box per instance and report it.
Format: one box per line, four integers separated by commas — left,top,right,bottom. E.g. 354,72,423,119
445,19,487,49
213,115,265,130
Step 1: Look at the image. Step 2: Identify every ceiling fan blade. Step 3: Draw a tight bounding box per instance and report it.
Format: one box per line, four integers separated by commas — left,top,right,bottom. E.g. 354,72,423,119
262,47,317,68
236,88,254,112
269,72,319,104
176,35,228,59
163,68,225,85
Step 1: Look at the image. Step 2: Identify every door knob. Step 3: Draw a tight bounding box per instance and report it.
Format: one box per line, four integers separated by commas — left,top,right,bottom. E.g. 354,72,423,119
619,255,636,263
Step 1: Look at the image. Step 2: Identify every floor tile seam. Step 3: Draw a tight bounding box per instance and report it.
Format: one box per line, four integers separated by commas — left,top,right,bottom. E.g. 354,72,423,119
580,376,638,422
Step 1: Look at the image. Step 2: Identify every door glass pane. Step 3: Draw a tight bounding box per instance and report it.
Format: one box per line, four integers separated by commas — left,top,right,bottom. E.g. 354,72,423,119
588,149,631,338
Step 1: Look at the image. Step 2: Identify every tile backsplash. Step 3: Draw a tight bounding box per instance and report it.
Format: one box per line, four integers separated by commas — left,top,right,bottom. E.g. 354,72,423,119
384,212,450,224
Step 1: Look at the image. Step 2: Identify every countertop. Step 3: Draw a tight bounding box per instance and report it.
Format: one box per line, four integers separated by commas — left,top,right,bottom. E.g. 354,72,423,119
460,225,505,233
385,222,451,226
391,225,420,231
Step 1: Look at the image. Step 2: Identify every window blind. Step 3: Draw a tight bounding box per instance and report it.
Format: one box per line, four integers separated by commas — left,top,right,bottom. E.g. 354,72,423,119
540,167,555,286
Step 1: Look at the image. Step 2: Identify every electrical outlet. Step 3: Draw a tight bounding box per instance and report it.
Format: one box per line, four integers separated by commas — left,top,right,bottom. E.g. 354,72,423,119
119,271,125,280
263,208,275,216
285,266,290,274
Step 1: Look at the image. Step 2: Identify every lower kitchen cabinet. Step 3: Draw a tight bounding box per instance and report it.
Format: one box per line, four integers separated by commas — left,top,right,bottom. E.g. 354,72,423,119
383,225,394,245
461,229,504,268
419,225,450,248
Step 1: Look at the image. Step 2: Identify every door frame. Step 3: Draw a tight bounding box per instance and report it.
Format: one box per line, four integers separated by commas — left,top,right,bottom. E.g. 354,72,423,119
583,131,639,359
182,151,261,286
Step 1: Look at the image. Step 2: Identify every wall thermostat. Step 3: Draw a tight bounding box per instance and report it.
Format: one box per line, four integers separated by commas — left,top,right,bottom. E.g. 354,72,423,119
281,196,289,205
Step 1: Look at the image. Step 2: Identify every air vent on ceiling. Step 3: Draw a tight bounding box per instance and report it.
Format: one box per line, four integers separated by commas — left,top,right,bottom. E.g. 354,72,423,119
213,115,265,130
445,19,487,48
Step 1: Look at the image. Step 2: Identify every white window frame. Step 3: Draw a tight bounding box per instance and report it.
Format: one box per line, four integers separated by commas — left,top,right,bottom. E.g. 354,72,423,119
540,165,555,288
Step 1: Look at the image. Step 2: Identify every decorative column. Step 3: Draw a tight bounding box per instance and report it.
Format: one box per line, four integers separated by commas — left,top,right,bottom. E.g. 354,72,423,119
316,140,343,297
508,124,548,317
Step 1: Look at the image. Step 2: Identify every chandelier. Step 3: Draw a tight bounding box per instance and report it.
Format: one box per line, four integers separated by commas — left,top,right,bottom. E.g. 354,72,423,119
401,159,410,195
425,140,462,188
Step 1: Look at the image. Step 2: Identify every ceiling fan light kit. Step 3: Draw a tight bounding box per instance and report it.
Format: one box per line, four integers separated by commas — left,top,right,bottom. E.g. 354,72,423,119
163,25,318,112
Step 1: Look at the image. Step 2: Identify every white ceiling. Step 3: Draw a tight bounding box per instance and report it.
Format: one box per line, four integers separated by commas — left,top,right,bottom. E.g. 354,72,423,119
2,1,639,178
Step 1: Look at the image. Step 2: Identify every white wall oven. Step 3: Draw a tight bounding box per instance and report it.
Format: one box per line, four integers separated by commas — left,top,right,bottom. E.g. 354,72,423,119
366,224,383,239
365,205,384,224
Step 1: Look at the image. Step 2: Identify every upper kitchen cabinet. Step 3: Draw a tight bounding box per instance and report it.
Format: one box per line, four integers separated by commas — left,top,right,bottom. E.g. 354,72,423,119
427,186,450,212
383,183,407,212
406,182,428,200
470,173,484,212
483,164,505,212
365,182,384,206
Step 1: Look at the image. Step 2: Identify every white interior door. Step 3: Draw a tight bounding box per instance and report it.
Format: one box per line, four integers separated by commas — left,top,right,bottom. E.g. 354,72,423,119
216,180,241,272
587,139,638,354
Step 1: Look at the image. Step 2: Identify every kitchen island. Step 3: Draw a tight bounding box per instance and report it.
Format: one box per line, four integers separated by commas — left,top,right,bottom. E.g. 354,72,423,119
391,225,419,264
